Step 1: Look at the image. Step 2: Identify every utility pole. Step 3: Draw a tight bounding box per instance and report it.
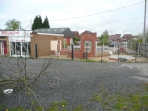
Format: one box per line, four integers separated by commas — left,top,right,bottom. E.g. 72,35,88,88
143,0,147,43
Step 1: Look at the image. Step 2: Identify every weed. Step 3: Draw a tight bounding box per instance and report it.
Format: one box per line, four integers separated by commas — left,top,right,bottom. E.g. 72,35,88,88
91,94,102,102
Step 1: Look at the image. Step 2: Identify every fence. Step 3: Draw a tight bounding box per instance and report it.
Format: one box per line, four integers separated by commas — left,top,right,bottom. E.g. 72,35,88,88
139,43,148,57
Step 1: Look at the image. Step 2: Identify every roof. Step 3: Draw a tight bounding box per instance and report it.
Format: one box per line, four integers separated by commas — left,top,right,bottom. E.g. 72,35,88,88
72,31,80,38
81,30,93,34
109,35,121,41
33,28,68,34
123,34,132,41
115,34,121,38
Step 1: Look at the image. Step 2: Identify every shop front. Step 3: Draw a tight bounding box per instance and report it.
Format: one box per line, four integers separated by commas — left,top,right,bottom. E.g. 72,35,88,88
0,31,31,57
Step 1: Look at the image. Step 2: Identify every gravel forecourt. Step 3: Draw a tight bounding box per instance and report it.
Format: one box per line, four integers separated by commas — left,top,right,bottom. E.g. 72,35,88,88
0,57,148,110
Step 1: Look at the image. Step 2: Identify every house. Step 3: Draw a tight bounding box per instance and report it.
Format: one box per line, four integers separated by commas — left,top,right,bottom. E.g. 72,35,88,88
109,34,121,42
122,34,132,42
72,31,80,38
33,28,74,46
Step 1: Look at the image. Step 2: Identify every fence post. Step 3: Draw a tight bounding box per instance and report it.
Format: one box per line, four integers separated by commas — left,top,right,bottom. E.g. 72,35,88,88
145,43,146,57
86,46,87,60
138,43,140,54
57,44,58,60
71,44,74,60
34,44,38,59
118,43,119,62
101,43,103,62
135,43,138,63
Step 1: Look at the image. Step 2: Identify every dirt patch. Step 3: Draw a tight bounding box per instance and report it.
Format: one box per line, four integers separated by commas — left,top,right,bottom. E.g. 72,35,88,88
39,54,148,63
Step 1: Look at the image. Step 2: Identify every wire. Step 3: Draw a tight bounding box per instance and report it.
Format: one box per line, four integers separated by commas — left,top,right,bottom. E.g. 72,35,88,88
49,1,144,21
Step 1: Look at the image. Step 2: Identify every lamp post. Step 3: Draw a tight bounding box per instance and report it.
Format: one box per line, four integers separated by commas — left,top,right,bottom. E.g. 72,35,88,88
118,43,119,62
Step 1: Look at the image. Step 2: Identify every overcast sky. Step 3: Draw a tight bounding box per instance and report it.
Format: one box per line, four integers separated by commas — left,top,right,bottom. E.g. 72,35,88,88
0,0,147,36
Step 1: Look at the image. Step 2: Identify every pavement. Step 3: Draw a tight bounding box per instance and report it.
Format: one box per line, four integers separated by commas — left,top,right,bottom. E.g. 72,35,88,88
0,57,148,110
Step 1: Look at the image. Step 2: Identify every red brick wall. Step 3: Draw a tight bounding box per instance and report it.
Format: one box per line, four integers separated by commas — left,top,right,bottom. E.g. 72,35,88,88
31,33,64,58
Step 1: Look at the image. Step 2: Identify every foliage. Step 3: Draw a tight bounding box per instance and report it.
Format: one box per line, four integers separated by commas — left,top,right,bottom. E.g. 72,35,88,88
43,16,50,28
5,19,22,31
99,30,109,42
98,41,110,46
73,37,80,45
0,57,51,111
32,15,43,30
91,83,148,111
138,28,148,43
32,15,50,30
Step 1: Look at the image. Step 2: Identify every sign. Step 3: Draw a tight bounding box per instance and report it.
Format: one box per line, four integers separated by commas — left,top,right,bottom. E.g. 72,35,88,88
1,31,19,35
0,31,31,36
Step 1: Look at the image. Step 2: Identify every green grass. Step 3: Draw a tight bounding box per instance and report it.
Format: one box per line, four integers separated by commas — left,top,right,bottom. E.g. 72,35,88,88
80,59,97,62
2,83,148,111
91,83,148,111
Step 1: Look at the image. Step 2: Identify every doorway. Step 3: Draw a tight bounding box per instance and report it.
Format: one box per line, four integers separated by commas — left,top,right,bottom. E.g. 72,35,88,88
0,41,7,55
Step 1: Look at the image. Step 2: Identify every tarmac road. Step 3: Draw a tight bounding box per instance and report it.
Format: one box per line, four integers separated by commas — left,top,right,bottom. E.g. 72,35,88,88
0,57,148,110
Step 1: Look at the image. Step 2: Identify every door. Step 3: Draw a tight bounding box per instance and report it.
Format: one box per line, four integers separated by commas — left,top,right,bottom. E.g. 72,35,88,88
4,41,7,54
1,41,4,54
66,38,70,45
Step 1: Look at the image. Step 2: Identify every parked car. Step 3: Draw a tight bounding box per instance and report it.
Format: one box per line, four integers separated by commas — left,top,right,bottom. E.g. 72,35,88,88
108,42,116,47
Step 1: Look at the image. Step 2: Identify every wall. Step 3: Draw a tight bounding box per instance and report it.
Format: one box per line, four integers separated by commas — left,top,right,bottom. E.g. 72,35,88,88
31,33,64,58
0,36,9,56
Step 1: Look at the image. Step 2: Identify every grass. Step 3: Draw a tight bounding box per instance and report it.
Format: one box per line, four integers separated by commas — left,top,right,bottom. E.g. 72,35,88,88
2,83,148,111
91,83,148,111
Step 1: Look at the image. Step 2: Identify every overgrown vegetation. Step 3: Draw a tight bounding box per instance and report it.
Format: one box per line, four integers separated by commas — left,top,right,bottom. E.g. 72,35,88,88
0,57,53,111
91,83,148,111
73,37,80,45
1,83,148,110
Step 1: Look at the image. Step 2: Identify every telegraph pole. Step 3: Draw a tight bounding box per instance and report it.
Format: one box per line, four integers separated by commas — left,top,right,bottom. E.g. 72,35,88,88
143,0,147,43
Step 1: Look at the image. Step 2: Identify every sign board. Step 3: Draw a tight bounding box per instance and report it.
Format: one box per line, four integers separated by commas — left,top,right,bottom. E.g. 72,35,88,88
0,31,31,42
0,31,31,37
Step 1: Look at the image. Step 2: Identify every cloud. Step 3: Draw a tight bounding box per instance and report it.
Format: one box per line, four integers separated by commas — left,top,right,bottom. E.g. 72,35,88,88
0,0,146,36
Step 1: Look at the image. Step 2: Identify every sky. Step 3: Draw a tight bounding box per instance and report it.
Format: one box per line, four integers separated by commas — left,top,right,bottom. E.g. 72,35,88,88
0,0,147,36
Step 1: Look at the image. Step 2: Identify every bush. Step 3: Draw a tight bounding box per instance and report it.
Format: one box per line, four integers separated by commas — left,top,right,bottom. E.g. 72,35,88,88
98,42,110,46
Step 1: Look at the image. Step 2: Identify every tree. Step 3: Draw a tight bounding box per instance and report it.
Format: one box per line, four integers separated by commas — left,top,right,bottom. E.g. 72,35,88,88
32,15,43,30
99,30,109,42
43,16,50,28
5,19,21,31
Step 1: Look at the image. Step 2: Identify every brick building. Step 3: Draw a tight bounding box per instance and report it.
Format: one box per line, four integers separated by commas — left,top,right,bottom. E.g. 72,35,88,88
30,32,64,58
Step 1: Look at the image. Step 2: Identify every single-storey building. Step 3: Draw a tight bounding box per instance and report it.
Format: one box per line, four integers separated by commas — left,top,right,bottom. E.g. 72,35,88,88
30,32,64,58
32,28,74,46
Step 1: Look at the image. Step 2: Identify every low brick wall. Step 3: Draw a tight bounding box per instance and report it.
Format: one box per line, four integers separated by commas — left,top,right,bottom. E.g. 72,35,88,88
60,50,68,55
68,51,95,58
50,50,55,55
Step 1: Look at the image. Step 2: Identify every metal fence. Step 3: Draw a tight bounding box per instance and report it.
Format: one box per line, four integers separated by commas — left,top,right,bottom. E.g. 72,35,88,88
139,43,148,57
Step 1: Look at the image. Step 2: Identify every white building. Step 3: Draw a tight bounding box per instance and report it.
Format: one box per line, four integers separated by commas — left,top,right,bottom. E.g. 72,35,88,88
0,31,31,57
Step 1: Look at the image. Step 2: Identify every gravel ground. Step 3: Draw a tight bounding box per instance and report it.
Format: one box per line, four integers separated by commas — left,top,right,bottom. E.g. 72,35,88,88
0,57,148,110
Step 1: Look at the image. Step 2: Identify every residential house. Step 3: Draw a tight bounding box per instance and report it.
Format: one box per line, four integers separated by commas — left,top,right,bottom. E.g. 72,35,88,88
72,31,80,38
